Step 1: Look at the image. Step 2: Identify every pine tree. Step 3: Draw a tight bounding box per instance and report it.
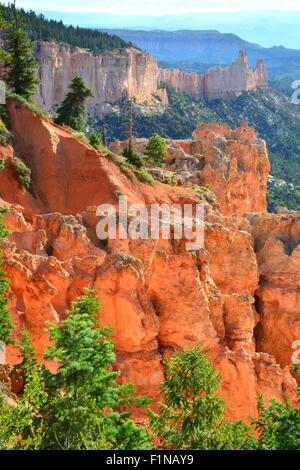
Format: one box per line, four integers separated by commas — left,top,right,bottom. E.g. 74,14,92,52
0,6,9,62
55,76,94,132
250,394,300,450
89,130,101,149
148,344,255,450
41,287,152,450
0,331,47,450
0,163,14,345
3,1,40,101
122,146,145,168
144,133,168,166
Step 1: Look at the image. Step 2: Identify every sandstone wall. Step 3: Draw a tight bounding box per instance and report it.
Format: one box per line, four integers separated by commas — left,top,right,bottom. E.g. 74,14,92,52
160,50,268,101
34,42,160,116
33,43,268,115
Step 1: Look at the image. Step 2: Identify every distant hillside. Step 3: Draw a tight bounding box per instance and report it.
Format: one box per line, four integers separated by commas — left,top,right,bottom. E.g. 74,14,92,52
1,4,133,54
102,30,300,80
34,10,300,50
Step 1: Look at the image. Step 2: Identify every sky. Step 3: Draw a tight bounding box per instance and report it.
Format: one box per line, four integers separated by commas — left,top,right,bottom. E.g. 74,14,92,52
4,0,300,15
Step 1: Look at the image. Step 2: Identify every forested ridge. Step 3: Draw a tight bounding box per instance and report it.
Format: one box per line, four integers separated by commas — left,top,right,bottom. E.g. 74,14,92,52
1,3,134,54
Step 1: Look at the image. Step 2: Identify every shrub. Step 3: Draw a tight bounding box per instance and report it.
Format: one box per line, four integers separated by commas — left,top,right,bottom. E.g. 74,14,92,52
144,133,168,166
11,157,31,190
161,177,178,186
0,121,7,147
134,168,155,184
122,146,145,168
89,131,101,149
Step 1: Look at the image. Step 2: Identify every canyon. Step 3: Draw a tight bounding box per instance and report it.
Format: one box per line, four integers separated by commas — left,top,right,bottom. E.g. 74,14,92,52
0,98,299,422
33,42,268,116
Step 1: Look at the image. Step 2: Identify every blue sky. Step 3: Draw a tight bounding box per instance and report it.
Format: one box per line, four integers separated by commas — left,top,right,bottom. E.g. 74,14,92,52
5,0,300,14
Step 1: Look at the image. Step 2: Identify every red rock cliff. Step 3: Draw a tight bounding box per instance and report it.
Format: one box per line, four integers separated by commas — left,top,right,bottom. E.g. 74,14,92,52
0,101,298,423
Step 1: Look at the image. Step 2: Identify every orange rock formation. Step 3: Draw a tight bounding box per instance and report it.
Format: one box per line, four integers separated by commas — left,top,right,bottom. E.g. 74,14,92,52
0,100,298,422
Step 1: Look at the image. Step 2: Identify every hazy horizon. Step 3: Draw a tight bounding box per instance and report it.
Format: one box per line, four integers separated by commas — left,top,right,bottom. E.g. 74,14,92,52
2,2,300,49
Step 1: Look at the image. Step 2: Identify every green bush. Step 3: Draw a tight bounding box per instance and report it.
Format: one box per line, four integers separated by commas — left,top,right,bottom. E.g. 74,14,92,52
134,168,155,184
0,117,9,147
144,133,168,166
161,177,178,186
89,131,101,149
122,146,145,168
11,157,31,190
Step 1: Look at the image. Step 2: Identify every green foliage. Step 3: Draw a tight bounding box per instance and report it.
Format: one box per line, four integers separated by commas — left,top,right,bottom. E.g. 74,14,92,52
11,157,31,191
0,118,8,147
0,5,10,62
0,204,14,345
148,344,254,450
16,329,38,380
134,168,155,184
1,3,134,55
89,128,107,150
267,182,300,212
144,133,168,166
3,2,40,101
250,395,300,450
161,176,178,186
122,146,145,168
40,287,152,450
55,76,94,131
89,131,101,149
0,331,47,450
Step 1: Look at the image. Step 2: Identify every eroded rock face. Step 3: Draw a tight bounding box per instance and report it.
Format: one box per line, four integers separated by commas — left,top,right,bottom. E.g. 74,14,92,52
110,121,270,216
33,44,268,115
0,101,298,422
157,50,268,102
242,210,300,381
35,43,160,116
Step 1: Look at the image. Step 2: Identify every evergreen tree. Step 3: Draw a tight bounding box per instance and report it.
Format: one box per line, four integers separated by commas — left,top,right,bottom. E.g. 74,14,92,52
89,131,101,149
122,146,145,168
144,133,168,166
1,5,133,55
0,6,9,62
3,1,40,101
55,76,94,131
101,122,107,147
251,394,300,450
0,331,47,450
0,161,14,344
0,290,152,450
148,344,255,450
41,287,152,450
